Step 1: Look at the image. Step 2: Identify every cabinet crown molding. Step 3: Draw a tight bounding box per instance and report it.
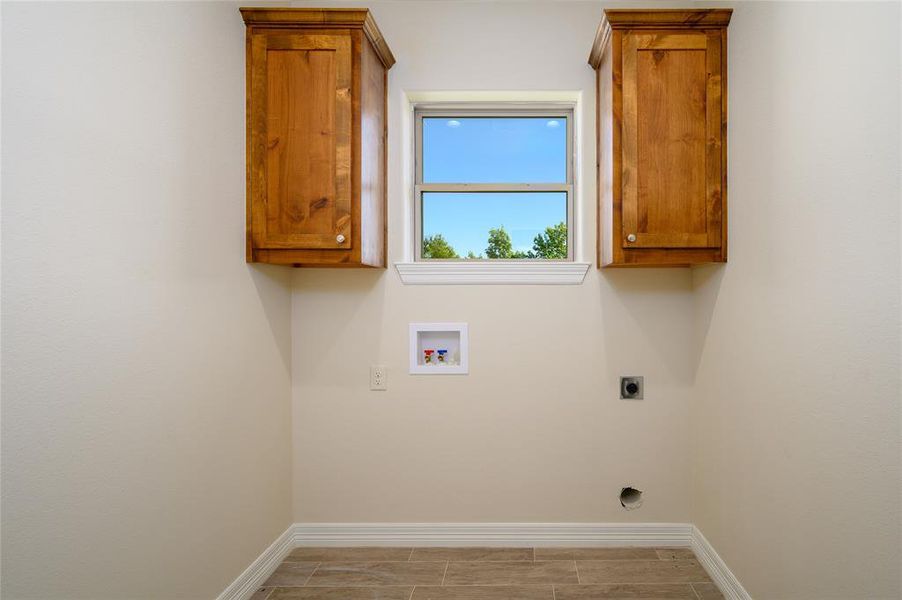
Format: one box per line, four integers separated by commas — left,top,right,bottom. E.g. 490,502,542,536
588,8,732,68
239,7,395,69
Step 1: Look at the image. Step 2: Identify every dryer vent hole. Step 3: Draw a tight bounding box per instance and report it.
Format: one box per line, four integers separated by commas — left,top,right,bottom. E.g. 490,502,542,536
620,486,643,510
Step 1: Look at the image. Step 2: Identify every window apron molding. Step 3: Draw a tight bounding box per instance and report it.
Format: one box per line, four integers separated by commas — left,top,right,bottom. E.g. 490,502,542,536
395,261,590,285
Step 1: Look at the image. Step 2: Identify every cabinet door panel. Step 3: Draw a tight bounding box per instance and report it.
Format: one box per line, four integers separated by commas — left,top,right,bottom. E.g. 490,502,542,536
250,32,352,250
622,31,722,249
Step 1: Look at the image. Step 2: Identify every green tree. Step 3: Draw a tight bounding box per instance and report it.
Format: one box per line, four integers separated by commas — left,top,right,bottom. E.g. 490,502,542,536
485,226,512,258
532,222,568,259
465,251,483,260
485,226,529,259
422,234,459,259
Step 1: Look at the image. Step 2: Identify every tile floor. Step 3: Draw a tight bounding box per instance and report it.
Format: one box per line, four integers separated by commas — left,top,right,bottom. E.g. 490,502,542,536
250,547,723,599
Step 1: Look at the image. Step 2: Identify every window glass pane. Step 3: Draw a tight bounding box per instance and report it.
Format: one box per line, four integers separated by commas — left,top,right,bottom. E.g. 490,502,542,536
422,117,567,183
422,192,567,259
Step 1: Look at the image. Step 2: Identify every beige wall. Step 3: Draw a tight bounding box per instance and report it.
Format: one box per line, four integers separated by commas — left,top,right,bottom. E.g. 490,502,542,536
1,2,293,599
290,1,902,598
291,0,696,524
691,2,901,599
2,1,899,599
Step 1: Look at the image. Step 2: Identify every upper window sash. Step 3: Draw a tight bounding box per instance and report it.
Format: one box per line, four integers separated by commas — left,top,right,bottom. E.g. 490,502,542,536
414,108,574,187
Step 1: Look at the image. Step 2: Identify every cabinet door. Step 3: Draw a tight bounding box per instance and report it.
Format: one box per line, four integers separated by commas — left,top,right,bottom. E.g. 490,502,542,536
249,32,352,250
621,31,723,249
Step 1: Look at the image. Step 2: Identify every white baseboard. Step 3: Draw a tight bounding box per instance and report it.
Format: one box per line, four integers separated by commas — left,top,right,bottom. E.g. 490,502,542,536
691,525,753,600
218,522,751,600
215,524,294,600
291,522,692,547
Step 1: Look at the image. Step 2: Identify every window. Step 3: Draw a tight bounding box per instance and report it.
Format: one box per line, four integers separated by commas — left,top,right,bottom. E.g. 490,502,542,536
414,107,574,261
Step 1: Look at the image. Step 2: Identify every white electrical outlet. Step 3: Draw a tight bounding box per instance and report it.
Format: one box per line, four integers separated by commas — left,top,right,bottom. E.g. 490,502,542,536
370,365,387,391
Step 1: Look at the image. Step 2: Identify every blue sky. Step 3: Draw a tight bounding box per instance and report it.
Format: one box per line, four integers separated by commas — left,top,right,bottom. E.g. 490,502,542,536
423,192,566,256
422,117,567,256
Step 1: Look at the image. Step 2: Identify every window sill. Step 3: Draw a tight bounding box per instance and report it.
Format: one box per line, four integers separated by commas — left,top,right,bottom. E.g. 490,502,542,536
394,261,590,285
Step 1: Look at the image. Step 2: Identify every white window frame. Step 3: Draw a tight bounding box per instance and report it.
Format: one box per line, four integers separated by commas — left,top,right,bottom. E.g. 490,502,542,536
413,105,575,262
394,93,590,285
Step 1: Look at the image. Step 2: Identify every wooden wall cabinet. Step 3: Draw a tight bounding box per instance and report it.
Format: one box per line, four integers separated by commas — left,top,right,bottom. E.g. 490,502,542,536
589,9,731,267
241,8,394,267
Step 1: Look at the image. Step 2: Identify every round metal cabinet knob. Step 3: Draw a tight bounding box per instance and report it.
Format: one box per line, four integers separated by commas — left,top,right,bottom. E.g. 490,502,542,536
627,234,637,243
336,234,346,244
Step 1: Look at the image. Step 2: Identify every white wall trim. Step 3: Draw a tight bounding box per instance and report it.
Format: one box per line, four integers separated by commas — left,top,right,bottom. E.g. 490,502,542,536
216,525,294,600
219,523,750,600
691,525,753,600
291,522,691,547
395,261,590,285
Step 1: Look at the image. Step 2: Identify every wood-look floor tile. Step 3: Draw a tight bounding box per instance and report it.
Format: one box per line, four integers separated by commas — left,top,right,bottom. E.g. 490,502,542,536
553,583,697,599
576,560,711,584
691,582,725,599
263,562,319,587
411,585,554,600
267,587,414,600
288,547,412,562
535,548,659,561
249,588,273,600
305,561,446,586
443,561,578,585
411,547,534,561
654,549,695,561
